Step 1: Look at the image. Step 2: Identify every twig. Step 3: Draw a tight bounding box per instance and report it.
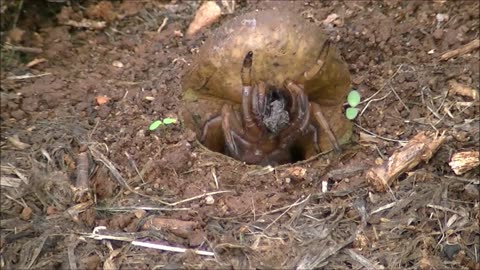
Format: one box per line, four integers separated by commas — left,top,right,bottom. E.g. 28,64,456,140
240,166,274,181
75,151,89,189
3,44,43,54
211,167,219,189
367,131,447,192
88,119,100,141
125,151,145,183
448,80,479,100
63,19,107,30
67,235,79,270
359,92,391,119
354,123,408,143
426,204,467,218
169,190,232,206
82,226,215,256
260,195,311,216
448,151,480,175
157,17,168,32
359,64,406,106
389,85,410,113
264,195,310,232
7,73,52,80
132,240,214,256
370,201,397,215
95,206,190,212
89,144,171,205
441,38,480,60
344,249,385,270
0,176,22,188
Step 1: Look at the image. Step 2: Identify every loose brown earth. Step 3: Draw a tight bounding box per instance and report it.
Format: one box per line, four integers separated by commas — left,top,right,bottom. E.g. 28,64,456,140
1,1,479,269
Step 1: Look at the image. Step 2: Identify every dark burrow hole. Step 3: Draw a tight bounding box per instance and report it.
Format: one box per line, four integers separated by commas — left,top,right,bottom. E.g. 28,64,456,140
206,86,309,166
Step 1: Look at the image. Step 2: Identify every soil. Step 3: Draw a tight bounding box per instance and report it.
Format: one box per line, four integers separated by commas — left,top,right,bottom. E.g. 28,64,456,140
1,1,479,269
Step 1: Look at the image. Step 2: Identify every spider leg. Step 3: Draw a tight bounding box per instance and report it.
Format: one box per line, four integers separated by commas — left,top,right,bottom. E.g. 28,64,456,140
200,114,226,153
241,51,253,86
200,114,221,142
221,103,258,159
310,102,341,152
308,123,321,154
278,80,311,147
251,81,267,127
241,85,266,138
239,51,267,138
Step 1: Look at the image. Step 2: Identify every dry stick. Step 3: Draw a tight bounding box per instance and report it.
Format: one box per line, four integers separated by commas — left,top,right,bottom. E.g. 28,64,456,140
211,167,219,189
441,38,480,60
84,226,214,256
449,151,480,175
89,145,171,205
132,240,214,256
96,206,190,212
359,92,391,119
3,44,43,54
260,195,310,218
25,235,47,269
75,151,89,189
7,73,52,80
354,123,408,143
366,131,447,192
63,19,106,30
426,204,468,217
125,151,145,183
263,195,310,232
448,80,479,100
67,235,79,270
157,17,168,32
389,84,410,113
358,63,407,106
169,190,232,206
344,249,385,270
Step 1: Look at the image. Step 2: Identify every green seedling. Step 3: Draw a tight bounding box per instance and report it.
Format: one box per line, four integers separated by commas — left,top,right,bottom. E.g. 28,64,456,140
148,118,178,131
346,107,360,120
345,90,361,120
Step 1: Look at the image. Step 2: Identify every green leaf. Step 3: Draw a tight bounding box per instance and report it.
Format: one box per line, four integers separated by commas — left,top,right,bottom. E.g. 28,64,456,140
162,118,178,125
149,120,163,130
346,107,359,120
347,90,361,108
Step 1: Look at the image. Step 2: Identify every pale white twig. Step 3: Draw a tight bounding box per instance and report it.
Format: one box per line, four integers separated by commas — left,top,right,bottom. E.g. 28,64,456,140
132,240,214,256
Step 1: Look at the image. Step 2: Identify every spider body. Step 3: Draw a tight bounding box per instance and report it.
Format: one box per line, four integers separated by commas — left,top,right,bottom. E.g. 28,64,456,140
181,8,352,165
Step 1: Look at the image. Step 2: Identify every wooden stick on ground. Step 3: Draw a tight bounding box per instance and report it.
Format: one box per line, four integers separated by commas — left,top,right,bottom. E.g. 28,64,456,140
449,151,479,175
367,131,446,192
448,80,479,100
441,38,480,60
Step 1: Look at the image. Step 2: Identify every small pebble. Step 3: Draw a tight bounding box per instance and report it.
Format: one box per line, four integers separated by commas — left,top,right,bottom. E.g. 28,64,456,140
205,195,214,205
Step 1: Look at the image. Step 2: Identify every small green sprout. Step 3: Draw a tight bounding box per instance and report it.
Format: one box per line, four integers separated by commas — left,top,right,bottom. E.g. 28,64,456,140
345,90,361,120
148,118,178,131
162,118,177,125
346,107,360,120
